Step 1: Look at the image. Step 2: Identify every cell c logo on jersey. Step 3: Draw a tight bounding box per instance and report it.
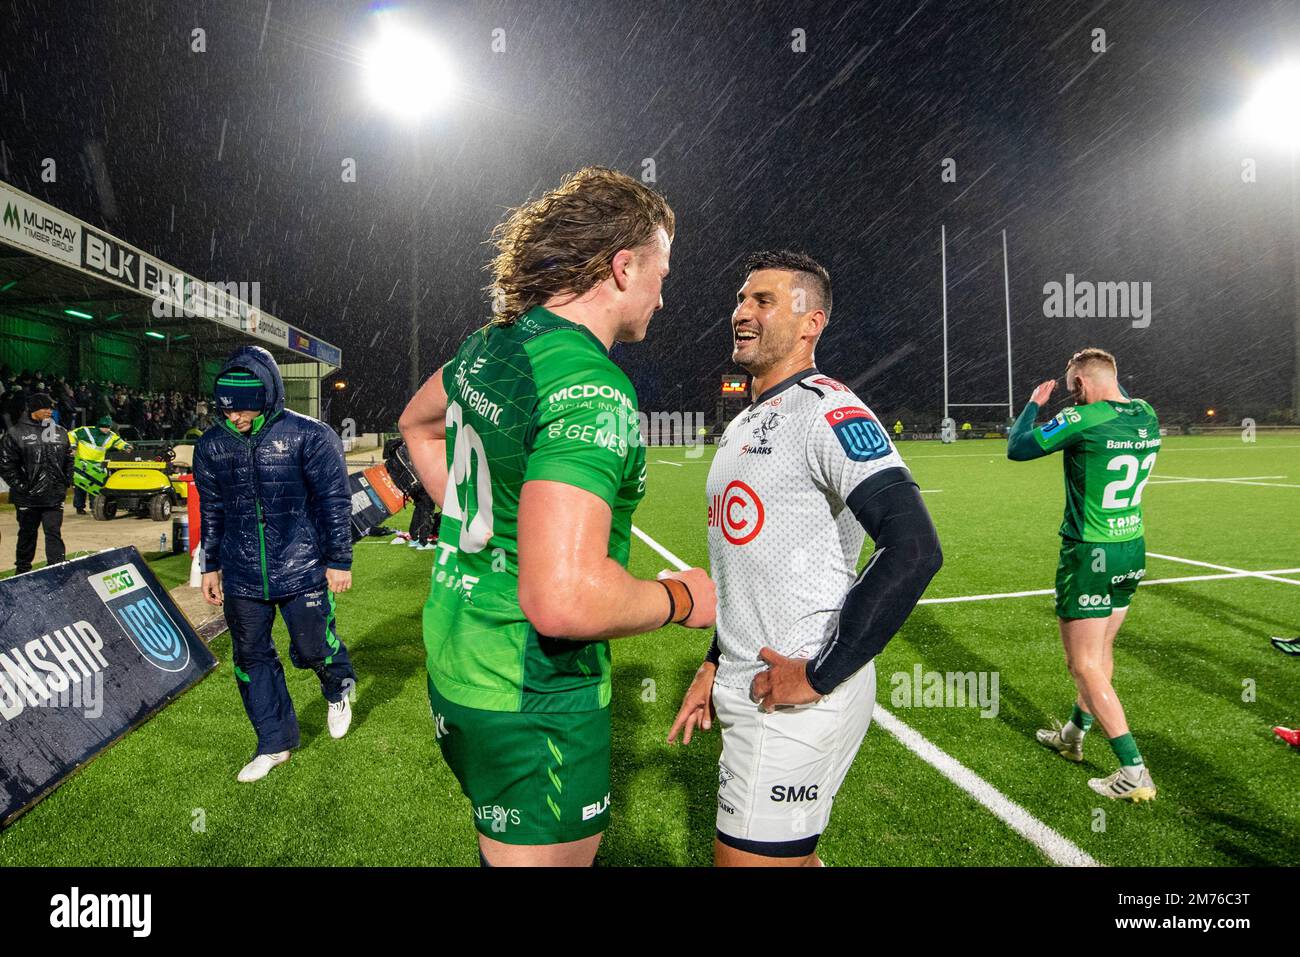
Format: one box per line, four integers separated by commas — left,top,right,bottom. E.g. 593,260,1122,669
719,480,764,545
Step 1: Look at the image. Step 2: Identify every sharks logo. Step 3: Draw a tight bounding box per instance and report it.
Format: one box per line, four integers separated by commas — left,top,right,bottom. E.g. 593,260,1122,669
750,410,785,446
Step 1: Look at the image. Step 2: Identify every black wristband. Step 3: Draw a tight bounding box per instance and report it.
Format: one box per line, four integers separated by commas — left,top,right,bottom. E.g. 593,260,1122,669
704,631,721,666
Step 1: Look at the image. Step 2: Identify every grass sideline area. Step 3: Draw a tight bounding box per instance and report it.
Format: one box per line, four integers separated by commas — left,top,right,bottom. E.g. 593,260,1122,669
1,434,1298,865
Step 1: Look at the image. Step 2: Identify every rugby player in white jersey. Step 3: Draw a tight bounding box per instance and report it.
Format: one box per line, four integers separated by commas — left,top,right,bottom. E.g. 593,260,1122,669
668,250,943,866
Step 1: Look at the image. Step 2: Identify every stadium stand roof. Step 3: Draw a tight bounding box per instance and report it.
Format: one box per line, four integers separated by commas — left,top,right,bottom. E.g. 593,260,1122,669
0,179,341,408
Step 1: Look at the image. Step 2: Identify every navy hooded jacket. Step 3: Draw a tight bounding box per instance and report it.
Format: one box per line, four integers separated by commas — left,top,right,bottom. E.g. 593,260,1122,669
192,345,352,600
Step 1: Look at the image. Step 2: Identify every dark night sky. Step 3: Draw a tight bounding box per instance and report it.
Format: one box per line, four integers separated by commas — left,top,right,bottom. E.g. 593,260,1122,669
3,0,1298,427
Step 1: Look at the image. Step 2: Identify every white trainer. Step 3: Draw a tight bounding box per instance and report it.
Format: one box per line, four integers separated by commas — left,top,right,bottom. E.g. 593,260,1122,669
1036,718,1084,763
1088,765,1157,802
327,695,352,739
237,750,291,783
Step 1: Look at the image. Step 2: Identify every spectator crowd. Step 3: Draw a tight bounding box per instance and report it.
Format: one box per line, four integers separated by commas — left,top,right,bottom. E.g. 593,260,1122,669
0,365,218,438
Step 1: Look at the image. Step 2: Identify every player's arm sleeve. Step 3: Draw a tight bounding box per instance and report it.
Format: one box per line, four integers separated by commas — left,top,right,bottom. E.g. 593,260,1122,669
1007,401,1091,460
1006,401,1048,460
705,631,721,666
523,348,633,508
805,468,943,695
191,443,224,572
801,393,942,693
303,424,353,571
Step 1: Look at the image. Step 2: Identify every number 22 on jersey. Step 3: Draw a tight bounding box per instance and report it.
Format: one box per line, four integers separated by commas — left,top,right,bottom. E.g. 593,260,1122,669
1102,452,1157,509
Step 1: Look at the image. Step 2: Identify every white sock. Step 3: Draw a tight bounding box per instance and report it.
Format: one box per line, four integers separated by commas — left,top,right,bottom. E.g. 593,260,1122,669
1061,720,1085,743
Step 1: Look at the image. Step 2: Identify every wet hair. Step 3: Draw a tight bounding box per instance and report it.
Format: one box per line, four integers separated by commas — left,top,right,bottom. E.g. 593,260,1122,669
742,249,832,319
1066,347,1117,379
486,166,675,324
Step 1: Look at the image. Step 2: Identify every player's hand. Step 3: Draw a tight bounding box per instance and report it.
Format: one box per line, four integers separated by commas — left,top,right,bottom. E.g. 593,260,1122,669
325,568,352,594
1029,379,1057,406
750,647,821,713
658,567,717,629
201,570,223,606
667,661,717,745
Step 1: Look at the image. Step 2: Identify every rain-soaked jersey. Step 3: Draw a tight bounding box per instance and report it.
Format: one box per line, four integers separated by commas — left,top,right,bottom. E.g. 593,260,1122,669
424,306,647,714
706,368,909,691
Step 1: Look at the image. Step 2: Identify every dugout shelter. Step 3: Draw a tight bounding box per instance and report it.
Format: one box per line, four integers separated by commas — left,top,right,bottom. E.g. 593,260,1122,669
0,179,341,417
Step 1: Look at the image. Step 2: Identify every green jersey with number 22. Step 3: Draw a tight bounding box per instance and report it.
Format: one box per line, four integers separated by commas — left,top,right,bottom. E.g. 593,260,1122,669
1032,398,1160,542
424,305,646,714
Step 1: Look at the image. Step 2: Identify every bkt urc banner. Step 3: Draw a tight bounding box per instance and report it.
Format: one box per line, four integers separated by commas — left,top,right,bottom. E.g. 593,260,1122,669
0,546,217,826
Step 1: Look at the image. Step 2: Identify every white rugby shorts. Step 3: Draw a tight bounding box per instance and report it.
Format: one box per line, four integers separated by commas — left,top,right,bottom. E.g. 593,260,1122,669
714,660,875,857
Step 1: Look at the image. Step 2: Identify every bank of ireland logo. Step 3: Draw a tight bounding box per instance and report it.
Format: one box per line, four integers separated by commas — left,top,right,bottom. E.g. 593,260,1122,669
89,563,191,672
720,480,764,545
825,407,890,462
3,202,18,230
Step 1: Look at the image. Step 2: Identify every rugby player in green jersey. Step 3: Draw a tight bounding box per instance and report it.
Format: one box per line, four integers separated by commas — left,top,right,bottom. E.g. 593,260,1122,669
398,167,716,865
1008,348,1160,802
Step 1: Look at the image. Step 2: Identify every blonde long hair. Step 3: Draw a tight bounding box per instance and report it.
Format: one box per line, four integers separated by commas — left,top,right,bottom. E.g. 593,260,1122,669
485,166,675,324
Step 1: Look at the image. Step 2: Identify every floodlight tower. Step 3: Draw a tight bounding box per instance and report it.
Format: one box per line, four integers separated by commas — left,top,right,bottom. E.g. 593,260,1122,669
361,12,456,396
1241,62,1300,418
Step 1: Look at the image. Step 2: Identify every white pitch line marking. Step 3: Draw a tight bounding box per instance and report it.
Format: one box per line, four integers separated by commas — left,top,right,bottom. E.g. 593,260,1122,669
901,443,1300,459
654,459,684,467
872,708,1098,867
1147,553,1300,588
1152,475,1284,481
919,568,1300,605
632,524,692,570
1147,476,1300,489
630,522,1098,867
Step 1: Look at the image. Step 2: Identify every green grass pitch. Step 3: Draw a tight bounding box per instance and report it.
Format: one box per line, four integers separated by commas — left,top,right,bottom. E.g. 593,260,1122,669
2,434,1298,866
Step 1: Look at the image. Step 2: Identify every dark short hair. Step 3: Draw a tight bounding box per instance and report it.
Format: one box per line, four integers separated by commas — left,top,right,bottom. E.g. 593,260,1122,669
742,249,832,319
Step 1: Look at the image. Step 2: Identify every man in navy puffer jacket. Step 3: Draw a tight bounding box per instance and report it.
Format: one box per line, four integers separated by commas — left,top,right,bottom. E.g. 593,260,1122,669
193,345,358,783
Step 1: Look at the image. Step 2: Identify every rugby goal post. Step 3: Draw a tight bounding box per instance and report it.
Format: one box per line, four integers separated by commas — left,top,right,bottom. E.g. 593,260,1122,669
940,225,1015,440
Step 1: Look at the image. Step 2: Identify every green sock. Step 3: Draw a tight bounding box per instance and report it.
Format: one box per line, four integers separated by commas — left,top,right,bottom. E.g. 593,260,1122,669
1108,732,1144,768
1070,705,1094,732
